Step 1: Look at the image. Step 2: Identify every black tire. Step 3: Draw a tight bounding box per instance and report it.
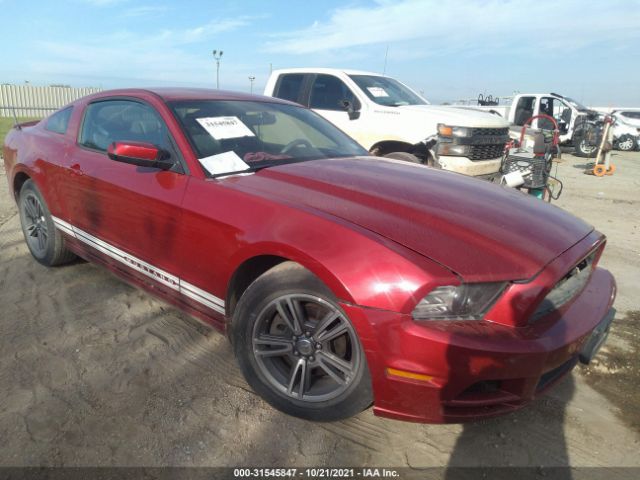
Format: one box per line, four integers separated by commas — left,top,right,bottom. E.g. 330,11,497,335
572,127,599,158
614,134,636,152
232,262,373,421
384,151,421,163
18,179,76,266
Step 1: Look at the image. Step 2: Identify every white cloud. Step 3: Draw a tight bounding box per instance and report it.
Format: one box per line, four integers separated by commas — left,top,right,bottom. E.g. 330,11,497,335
27,17,261,88
264,0,640,56
121,5,168,17
182,17,255,43
80,0,127,6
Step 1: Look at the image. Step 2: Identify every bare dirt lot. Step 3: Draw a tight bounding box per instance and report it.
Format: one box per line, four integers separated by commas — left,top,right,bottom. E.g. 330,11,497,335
0,152,639,472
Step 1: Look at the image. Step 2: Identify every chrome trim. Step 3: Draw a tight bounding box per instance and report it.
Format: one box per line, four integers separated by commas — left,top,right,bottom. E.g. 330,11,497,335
52,217,75,237
51,216,225,314
180,281,225,314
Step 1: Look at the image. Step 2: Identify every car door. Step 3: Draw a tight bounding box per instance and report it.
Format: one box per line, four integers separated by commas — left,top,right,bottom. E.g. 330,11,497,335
65,98,189,296
513,96,536,126
307,74,362,139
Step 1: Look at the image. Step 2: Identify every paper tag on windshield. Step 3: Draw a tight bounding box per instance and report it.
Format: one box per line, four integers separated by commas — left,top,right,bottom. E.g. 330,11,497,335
367,87,389,97
196,116,255,140
199,150,250,176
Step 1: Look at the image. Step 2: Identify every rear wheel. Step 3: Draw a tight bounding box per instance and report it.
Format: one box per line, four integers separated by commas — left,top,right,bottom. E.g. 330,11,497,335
18,180,76,266
232,262,372,421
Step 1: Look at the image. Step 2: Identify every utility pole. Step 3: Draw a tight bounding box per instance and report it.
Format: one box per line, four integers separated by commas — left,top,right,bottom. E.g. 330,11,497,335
248,75,255,94
382,45,389,75
212,50,223,88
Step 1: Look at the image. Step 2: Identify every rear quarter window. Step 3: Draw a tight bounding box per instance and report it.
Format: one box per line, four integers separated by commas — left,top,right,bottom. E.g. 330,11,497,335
274,74,305,103
45,107,73,134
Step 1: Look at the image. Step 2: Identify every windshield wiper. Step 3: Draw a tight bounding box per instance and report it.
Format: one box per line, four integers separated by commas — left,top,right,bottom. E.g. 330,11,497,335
208,157,321,178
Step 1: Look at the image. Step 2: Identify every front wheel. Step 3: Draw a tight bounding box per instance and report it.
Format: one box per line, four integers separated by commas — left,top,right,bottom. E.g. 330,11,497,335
615,134,636,152
18,180,76,266
384,152,421,163
573,126,600,158
232,262,372,421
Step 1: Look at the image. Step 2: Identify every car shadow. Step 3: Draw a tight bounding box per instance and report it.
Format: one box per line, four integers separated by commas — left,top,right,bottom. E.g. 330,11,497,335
444,303,576,479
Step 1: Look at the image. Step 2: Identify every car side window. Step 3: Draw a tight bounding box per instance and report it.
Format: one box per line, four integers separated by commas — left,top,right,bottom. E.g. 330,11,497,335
45,107,73,134
514,96,536,126
274,74,305,103
309,74,358,111
79,100,171,153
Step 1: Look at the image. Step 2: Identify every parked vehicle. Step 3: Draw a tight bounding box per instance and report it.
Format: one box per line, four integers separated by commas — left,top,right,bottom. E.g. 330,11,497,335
472,92,605,157
611,110,639,151
613,109,640,129
3,88,616,423
264,68,510,180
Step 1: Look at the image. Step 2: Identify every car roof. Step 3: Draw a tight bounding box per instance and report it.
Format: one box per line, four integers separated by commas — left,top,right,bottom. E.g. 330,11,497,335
271,67,388,77
80,87,296,105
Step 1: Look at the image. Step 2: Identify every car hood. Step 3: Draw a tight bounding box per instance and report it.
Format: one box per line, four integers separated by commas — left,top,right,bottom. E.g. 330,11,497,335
234,157,593,281
396,104,509,128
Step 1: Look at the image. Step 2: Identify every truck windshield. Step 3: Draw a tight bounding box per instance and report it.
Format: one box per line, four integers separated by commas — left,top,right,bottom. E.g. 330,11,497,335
349,75,427,107
169,100,368,177
563,96,589,112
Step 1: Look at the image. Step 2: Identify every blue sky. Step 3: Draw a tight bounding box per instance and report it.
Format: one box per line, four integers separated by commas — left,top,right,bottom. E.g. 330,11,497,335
2,0,639,106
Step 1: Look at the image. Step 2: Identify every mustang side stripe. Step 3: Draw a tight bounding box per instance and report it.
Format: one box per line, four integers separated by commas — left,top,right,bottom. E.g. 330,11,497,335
52,216,225,314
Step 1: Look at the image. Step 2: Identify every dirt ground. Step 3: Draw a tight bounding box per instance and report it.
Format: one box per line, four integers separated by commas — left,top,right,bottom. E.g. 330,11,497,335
0,151,639,471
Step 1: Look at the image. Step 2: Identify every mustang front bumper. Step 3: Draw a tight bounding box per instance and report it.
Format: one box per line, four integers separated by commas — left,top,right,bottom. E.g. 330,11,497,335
342,266,616,423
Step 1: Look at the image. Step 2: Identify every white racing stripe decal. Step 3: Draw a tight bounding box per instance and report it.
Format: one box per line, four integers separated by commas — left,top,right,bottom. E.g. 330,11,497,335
52,217,75,237
181,281,226,313
52,216,225,315
73,228,180,290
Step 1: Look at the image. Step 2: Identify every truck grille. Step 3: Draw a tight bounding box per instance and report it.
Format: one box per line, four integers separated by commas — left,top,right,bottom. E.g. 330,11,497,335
472,127,509,137
530,251,596,323
469,144,505,160
468,127,509,160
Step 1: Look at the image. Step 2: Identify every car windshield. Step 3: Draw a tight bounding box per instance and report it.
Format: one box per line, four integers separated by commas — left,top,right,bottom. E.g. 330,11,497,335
349,75,427,107
169,100,368,177
563,96,589,112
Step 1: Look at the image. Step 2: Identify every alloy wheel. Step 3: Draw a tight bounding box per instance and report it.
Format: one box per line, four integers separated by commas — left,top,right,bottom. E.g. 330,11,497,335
22,193,49,256
617,137,634,151
251,294,361,403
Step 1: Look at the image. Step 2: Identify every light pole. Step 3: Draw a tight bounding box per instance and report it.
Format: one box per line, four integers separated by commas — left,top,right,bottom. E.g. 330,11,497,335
212,49,223,89
248,75,255,94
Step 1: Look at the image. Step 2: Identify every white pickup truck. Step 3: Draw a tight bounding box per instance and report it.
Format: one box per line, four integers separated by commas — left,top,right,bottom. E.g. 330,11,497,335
472,92,606,157
264,68,510,179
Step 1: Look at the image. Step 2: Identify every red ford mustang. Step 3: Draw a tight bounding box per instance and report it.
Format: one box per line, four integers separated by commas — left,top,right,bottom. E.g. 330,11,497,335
3,88,615,423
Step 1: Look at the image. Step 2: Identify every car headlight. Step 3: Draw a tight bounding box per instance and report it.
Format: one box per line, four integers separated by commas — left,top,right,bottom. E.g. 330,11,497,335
436,143,470,156
412,283,506,320
437,124,472,138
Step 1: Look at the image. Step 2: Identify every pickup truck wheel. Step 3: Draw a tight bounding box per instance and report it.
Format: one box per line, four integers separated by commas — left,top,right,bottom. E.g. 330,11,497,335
574,138,599,158
384,152,421,163
232,262,372,421
615,134,636,152
573,126,599,158
18,180,76,266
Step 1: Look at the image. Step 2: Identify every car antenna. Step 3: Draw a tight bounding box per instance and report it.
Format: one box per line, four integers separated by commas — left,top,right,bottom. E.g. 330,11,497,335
12,107,22,130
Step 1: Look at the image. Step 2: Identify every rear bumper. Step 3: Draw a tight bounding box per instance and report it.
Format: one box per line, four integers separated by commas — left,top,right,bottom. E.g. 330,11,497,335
343,266,616,423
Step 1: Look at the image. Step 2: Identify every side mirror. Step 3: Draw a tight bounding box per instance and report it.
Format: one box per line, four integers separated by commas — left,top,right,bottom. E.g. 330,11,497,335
342,100,361,120
107,141,174,170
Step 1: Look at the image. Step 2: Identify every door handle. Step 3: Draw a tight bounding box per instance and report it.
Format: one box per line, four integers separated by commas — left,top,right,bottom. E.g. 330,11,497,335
70,163,84,176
